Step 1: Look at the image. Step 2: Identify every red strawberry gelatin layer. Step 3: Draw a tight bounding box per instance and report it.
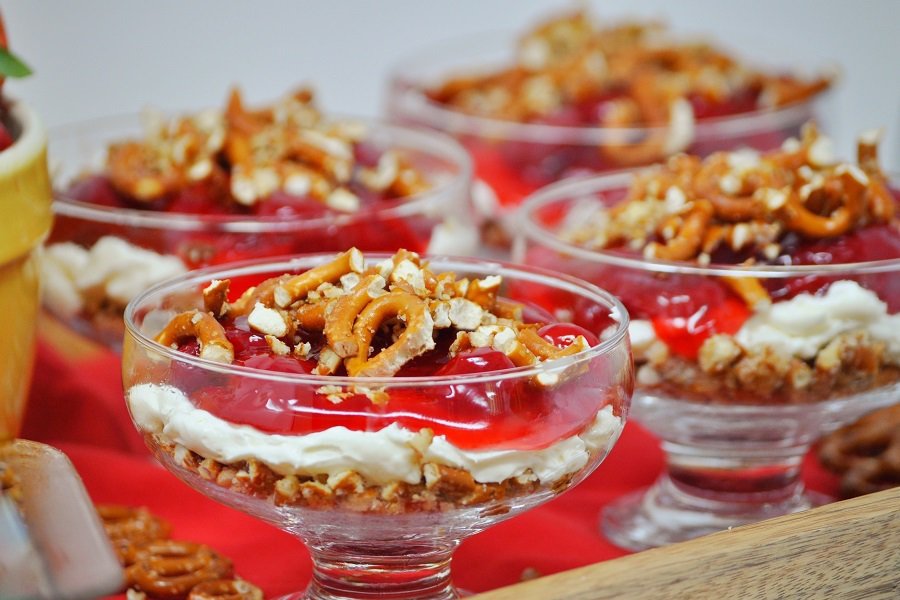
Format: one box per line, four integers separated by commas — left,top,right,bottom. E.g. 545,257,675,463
173,316,615,451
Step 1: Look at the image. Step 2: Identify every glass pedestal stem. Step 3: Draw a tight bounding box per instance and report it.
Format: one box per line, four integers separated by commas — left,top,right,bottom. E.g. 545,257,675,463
602,439,829,551
300,543,458,600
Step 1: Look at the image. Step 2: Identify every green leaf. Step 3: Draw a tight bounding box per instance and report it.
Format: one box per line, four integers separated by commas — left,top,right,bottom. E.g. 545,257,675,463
0,47,32,78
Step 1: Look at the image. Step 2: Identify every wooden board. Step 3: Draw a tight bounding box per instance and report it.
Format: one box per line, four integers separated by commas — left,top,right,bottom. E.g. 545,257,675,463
471,487,900,600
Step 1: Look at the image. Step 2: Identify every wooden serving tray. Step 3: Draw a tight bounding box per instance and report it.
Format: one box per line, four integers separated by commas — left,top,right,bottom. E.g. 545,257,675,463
471,487,900,599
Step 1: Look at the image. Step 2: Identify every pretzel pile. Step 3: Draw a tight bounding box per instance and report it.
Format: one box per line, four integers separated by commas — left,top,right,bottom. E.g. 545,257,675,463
105,86,429,210
155,248,590,387
570,124,894,256
427,10,831,165
819,404,900,498
96,504,263,600
564,124,897,307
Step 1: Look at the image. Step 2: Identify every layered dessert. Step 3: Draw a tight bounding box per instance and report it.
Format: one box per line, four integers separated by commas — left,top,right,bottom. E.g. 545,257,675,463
525,124,900,405
126,249,628,513
388,9,832,243
41,87,475,346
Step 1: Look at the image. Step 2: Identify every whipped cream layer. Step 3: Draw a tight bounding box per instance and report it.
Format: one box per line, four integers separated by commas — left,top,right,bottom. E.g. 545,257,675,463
128,383,622,486
41,236,187,317
735,280,900,361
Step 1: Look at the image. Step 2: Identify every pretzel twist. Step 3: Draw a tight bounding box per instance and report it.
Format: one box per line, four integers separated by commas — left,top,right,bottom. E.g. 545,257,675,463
779,168,866,238
127,540,233,600
344,291,435,377
187,579,264,600
644,199,713,260
518,327,588,360
819,404,900,497
96,504,172,566
325,274,386,357
598,71,687,167
692,155,781,222
155,311,234,364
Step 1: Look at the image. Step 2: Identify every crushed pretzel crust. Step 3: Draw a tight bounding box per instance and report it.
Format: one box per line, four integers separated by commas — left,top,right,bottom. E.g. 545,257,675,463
103,86,430,209
427,10,831,165
154,434,575,514
637,330,900,405
160,247,593,387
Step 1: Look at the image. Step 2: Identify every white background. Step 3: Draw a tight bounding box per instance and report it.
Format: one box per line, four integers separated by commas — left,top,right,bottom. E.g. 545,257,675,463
5,0,900,167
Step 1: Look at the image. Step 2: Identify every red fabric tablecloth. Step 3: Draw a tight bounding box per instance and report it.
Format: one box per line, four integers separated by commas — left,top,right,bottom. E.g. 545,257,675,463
22,337,840,597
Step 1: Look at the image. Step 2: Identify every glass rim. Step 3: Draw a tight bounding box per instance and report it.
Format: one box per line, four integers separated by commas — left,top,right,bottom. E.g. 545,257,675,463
49,113,473,232
124,252,631,388
517,170,900,277
386,30,834,144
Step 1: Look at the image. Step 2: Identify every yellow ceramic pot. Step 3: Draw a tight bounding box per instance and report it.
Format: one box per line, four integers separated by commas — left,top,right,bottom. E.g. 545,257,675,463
0,102,52,441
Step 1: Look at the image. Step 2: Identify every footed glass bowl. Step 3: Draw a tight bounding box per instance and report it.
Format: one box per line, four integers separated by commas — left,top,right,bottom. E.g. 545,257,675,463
516,172,900,550
122,253,633,599
386,32,830,245
42,114,475,349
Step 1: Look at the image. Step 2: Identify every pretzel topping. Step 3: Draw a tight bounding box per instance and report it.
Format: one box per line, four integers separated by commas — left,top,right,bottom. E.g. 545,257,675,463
428,10,831,165
99,85,431,212
565,124,897,267
155,248,598,389
155,311,234,364
345,291,436,377
274,248,364,308
325,274,387,357
778,167,867,238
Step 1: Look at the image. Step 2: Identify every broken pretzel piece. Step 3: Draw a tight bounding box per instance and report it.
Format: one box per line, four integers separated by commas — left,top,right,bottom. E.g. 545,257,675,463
155,310,234,364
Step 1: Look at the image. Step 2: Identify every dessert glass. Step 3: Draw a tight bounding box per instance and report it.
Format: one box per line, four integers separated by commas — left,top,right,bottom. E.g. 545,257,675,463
516,172,900,550
0,102,52,442
121,253,633,599
43,114,475,349
386,32,831,244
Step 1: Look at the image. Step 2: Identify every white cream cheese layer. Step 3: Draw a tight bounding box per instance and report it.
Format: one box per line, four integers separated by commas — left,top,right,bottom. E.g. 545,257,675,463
41,236,187,316
734,280,900,361
127,383,622,486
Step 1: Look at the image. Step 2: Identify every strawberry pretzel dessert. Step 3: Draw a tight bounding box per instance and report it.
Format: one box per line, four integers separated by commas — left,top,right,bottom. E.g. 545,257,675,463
389,8,832,230
522,123,900,405
41,87,474,346
124,249,631,513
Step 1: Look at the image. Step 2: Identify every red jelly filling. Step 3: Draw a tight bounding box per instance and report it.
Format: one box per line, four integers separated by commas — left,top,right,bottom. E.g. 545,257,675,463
528,220,900,359
54,170,437,268
172,315,612,451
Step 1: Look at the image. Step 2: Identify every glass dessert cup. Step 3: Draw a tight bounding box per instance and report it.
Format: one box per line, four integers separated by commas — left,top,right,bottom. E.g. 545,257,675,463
516,173,900,550
0,101,52,442
385,33,831,245
42,113,476,350
121,253,633,599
